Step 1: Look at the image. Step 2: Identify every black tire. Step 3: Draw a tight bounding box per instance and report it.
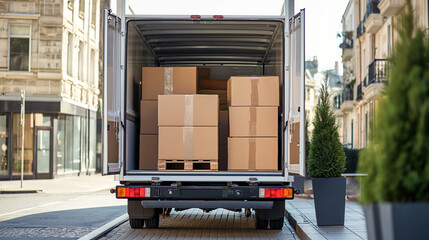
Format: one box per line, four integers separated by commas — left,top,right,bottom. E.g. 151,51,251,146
269,217,284,229
129,218,144,229
145,214,160,229
255,212,268,229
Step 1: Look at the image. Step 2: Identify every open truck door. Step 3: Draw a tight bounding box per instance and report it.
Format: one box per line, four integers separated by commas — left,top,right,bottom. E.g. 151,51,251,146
286,9,306,177
102,9,122,175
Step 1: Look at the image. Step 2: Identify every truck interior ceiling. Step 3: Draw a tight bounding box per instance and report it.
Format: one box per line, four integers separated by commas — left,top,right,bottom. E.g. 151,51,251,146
125,18,285,174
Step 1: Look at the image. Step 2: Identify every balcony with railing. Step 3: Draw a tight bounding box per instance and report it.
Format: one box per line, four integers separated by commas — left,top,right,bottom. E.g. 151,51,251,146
357,21,366,38
356,82,363,101
364,0,383,33
340,31,354,61
367,59,388,85
341,87,354,112
378,0,406,16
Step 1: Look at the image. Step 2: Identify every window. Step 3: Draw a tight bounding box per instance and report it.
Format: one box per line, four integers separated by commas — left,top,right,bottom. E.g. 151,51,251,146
57,116,65,172
9,25,30,71
387,24,393,57
91,0,97,26
90,49,95,86
12,114,34,175
0,115,8,176
79,0,85,18
67,33,73,76
78,41,85,81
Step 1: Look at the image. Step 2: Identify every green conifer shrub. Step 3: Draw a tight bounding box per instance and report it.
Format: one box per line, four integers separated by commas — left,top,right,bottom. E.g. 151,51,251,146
359,1,429,203
307,75,346,178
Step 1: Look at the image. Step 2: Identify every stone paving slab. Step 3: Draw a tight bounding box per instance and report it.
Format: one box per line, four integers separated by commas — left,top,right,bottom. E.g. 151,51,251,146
99,208,301,240
286,197,367,240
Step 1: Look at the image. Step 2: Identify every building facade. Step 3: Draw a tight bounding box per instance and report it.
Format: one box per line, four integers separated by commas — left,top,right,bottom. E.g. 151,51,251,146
0,0,100,179
340,0,429,149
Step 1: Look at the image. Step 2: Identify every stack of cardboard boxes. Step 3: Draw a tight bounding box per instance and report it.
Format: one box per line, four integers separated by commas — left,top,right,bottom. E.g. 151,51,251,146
139,67,198,170
158,95,219,170
227,76,279,171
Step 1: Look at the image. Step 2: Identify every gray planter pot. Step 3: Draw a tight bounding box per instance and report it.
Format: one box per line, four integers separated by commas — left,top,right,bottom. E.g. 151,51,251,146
312,177,346,226
363,204,382,240
377,202,429,240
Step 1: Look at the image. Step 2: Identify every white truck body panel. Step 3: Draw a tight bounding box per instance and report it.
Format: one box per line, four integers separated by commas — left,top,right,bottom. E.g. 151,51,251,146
102,0,306,183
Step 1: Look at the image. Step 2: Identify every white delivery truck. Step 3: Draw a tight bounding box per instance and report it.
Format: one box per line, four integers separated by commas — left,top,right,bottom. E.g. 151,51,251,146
103,0,306,229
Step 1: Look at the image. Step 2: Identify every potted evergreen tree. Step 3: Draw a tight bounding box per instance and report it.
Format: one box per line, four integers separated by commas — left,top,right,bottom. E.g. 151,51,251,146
359,1,429,239
307,75,346,226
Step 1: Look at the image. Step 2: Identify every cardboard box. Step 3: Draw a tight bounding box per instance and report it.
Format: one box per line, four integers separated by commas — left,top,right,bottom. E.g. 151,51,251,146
228,137,278,171
197,89,227,110
218,110,229,170
140,100,158,134
139,135,158,170
159,127,218,160
229,107,278,137
227,76,279,106
199,79,227,90
158,95,219,127
142,67,197,100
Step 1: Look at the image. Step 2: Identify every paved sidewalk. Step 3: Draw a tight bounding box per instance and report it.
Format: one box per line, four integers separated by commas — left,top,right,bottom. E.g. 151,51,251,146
0,174,117,194
286,197,367,240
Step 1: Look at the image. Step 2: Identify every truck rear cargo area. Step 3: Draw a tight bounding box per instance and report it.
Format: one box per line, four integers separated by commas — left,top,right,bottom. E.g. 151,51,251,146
124,18,285,176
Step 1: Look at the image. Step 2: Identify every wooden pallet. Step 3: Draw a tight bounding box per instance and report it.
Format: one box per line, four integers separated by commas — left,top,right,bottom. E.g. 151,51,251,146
158,159,218,171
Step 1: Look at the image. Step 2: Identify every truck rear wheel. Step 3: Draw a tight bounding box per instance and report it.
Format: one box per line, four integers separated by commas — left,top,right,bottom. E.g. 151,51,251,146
269,217,284,229
144,214,160,229
129,218,144,229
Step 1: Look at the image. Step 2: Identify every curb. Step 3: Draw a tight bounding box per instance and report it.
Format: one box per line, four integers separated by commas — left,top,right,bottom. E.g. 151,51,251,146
79,213,128,240
0,189,42,194
285,210,312,240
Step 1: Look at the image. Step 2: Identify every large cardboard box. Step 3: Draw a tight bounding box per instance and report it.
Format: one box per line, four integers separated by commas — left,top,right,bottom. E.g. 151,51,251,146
142,67,197,100
229,107,278,137
140,100,158,134
159,127,218,160
227,76,279,106
228,137,277,171
218,110,229,170
139,135,158,170
158,95,219,127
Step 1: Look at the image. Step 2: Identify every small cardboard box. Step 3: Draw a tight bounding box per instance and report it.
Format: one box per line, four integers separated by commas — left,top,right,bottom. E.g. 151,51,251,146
139,135,158,170
227,76,279,106
218,110,229,170
142,67,197,100
197,68,211,81
228,137,278,171
229,107,278,137
158,127,218,160
140,100,158,134
158,95,219,127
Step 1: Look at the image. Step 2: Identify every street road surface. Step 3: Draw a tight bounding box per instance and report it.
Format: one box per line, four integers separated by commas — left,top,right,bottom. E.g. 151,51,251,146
0,190,126,239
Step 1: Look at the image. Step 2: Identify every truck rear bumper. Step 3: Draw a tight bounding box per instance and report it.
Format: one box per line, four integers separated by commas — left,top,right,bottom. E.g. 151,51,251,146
141,200,274,209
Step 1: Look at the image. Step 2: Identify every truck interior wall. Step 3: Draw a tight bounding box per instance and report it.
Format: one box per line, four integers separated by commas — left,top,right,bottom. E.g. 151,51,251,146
124,19,284,173
125,21,157,171
264,29,285,171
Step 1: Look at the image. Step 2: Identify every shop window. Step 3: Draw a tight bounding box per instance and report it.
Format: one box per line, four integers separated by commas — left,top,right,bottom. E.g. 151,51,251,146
0,115,8,175
35,114,51,127
12,114,34,175
57,116,65,172
9,25,30,71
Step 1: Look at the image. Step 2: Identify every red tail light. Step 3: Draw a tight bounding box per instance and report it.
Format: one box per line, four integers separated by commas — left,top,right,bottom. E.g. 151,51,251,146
259,188,294,199
213,15,224,19
190,15,201,19
117,187,150,198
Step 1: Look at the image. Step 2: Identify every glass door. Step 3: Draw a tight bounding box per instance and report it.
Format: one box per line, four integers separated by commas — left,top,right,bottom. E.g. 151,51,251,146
36,129,51,178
